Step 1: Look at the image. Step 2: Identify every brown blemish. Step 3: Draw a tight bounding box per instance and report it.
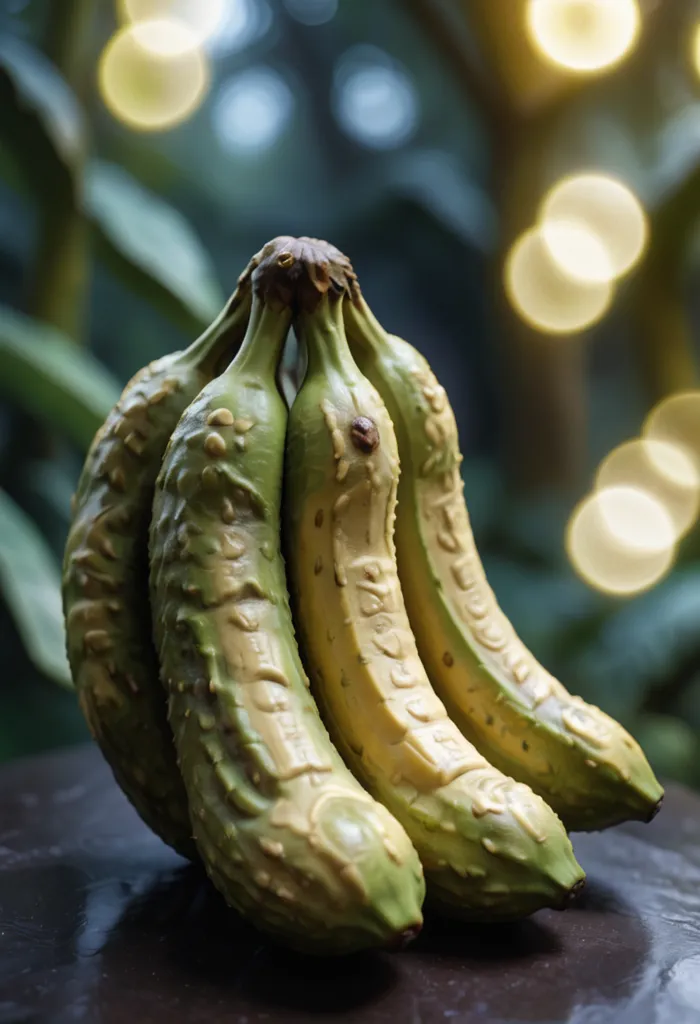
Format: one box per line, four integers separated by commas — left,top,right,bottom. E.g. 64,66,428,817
315,509,324,528
350,416,380,454
442,651,454,667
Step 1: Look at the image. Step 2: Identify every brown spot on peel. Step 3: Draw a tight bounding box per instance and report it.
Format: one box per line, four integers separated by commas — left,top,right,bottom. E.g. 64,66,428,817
350,417,380,454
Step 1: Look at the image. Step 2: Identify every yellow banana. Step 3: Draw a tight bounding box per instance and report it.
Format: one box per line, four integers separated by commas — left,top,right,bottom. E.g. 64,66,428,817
343,294,664,832
284,240,584,919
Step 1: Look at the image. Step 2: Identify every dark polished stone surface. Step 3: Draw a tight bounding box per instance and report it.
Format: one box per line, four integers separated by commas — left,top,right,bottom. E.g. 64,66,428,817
1,745,699,1023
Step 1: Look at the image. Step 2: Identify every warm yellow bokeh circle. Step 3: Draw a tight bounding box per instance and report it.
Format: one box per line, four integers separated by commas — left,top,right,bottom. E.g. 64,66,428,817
566,488,676,596
596,439,700,541
527,0,641,73
692,23,700,79
99,22,210,131
540,173,647,285
504,226,613,334
644,392,700,479
120,0,227,49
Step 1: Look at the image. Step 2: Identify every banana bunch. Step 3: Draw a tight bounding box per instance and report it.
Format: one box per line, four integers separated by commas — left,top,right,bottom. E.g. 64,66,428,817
63,236,662,955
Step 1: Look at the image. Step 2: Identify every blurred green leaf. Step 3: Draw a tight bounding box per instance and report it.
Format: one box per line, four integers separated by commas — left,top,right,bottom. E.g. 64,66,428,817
651,103,700,206
673,671,700,732
0,488,71,688
568,570,700,718
86,160,224,334
628,713,700,787
386,149,497,254
25,458,76,525
0,36,84,200
483,556,602,669
23,454,82,556
462,456,503,539
0,304,120,449
492,493,575,568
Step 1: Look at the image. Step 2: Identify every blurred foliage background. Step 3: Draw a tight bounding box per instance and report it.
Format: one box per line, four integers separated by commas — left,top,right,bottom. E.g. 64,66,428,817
3,0,700,789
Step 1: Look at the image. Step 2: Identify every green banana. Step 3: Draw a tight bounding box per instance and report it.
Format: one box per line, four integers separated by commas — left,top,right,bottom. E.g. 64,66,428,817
284,240,584,920
149,238,425,955
62,255,258,857
343,293,664,832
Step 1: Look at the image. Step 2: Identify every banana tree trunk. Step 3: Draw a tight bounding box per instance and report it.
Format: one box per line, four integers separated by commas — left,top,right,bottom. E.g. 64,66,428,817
27,0,94,343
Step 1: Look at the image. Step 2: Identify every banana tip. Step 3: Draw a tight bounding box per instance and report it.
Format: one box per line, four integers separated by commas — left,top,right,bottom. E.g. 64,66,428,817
562,876,586,909
551,875,586,912
386,922,422,952
646,793,664,823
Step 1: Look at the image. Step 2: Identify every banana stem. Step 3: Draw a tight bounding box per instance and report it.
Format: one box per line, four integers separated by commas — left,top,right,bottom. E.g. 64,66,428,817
229,298,293,381
296,297,357,380
343,295,390,356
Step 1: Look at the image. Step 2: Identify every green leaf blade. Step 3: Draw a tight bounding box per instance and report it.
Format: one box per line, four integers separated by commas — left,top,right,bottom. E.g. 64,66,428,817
0,305,121,450
0,489,72,689
86,160,224,333
0,36,85,198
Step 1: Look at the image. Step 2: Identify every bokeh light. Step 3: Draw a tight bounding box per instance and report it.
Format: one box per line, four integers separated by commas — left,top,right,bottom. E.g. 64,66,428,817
540,173,647,284
99,22,209,131
504,226,613,334
121,0,268,57
526,0,641,73
121,0,227,49
283,0,338,26
538,219,613,285
644,392,700,479
596,485,677,555
692,22,700,80
206,0,272,57
212,68,294,154
333,46,418,150
567,488,676,596
129,17,200,57
596,439,700,540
